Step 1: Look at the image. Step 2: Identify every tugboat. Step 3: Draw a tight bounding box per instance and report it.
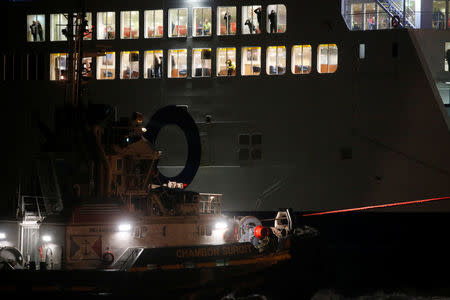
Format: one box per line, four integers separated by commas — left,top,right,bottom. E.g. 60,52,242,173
36,104,298,273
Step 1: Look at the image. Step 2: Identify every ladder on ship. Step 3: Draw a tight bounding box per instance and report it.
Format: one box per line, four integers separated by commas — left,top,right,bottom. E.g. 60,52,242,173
375,0,416,28
109,247,144,271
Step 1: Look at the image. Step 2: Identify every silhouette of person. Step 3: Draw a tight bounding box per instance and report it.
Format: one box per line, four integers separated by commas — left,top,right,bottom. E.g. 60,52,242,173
37,20,43,41
153,55,162,78
226,58,235,76
254,7,262,32
30,20,37,41
245,19,256,34
224,12,232,34
446,49,450,70
268,10,277,33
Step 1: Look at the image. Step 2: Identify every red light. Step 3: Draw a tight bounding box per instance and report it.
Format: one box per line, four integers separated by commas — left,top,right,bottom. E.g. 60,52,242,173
302,196,450,217
183,183,187,187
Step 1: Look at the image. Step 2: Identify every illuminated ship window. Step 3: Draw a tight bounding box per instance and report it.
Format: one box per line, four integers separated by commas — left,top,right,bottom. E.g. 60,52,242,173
192,48,212,77
193,7,212,37
445,42,450,71
169,8,188,37
96,52,115,80
217,7,237,36
241,47,261,76
120,51,140,79
50,13,68,41
145,10,163,38
168,49,187,78
217,48,236,77
292,45,312,74
266,46,286,75
242,5,262,35
144,50,163,79
49,53,68,81
120,11,139,39
81,57,92,80
97,12,116,40
432,0,447,29
74,12,92,40
317,44,338,74
266,5,287,34
27,14,45,42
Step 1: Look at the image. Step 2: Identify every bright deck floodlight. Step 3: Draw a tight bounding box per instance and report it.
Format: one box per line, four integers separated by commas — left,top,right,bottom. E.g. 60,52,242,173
118,223,132,232
42,235,52,242
0,233,6,239
215,222,228,230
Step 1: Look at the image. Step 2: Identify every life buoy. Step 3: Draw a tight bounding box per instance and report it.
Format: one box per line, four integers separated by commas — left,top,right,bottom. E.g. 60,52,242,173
102,250,114,264
254,225,270,240
143,105,201,187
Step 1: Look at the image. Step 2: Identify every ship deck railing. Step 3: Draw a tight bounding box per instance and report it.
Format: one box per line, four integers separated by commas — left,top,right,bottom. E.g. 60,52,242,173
198,193,222,215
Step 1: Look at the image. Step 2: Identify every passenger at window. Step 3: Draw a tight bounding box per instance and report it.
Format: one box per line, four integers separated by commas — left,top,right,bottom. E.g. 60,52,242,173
224,12,232,34
269,10,277,33
153,55,162,78
226,59,235,76
245,19,256,34
254,7,262,33
37,21,43,41
203,19,211,35
447,49,450,70
30,21,37,41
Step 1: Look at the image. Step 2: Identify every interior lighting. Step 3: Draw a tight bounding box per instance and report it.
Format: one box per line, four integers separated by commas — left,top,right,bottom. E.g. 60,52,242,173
118,223,131,232
42,235,52,242
0,233,6,239
141,127,147,133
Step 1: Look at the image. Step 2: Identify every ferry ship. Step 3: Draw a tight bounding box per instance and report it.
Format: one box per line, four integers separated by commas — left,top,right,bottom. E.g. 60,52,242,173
1,0,450,275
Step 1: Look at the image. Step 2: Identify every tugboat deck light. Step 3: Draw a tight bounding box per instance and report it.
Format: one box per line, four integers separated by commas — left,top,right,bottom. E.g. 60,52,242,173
42,235,52,242
118,223,132,232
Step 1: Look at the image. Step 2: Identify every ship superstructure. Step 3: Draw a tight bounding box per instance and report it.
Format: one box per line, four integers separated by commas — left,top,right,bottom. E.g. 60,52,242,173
1,0,450,217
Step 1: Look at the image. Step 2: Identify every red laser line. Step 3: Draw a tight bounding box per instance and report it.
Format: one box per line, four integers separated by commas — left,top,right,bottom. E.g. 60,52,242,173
302,196,450,217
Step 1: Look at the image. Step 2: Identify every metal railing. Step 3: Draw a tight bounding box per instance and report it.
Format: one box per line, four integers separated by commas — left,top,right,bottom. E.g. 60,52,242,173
198,193,222,215
343,10,450,31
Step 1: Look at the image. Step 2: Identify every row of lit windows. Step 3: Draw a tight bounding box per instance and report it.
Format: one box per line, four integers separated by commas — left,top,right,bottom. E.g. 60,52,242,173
27,6,286,42
49,44,337,81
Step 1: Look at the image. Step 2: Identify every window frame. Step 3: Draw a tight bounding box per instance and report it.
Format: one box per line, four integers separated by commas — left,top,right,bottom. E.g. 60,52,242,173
192,7,212,37
27,14,46,42
120,51,140,79
144,10,164,38
242,5,262,35
97,12,116,40
216,47,236,77
168,8,188,38
96,52,116,80
266,4,287,34
144,50,164,79
49,53,68,81
291,45,312,75
241,47,261,76
168,49,188,78
217,6,237,36
120,11,140,39
317,44,338,74
266,46,286,76
50,13,68,41
192,48,212,78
